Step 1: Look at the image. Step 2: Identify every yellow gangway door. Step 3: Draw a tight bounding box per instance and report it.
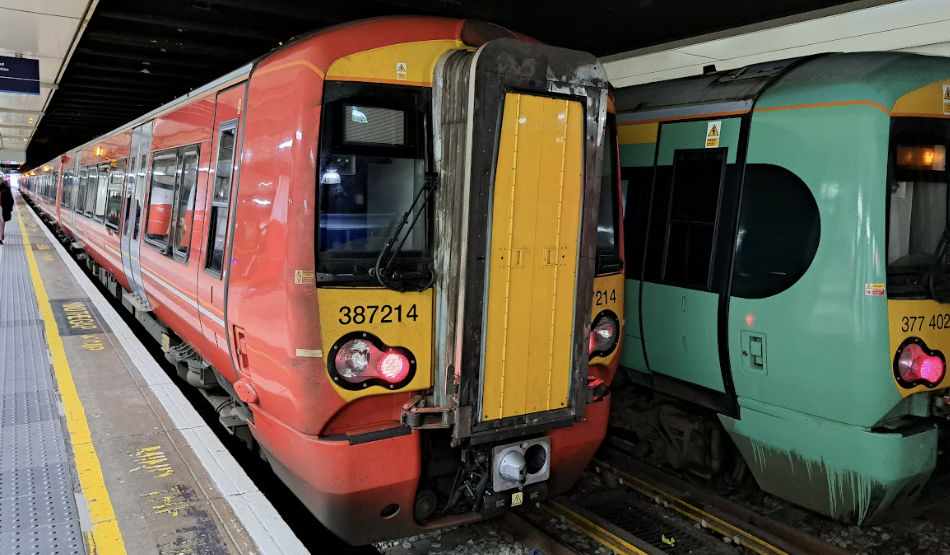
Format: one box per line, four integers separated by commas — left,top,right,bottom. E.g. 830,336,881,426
480,93,584,421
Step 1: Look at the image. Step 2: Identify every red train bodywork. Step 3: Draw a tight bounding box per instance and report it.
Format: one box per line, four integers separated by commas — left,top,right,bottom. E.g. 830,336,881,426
23,17,623,545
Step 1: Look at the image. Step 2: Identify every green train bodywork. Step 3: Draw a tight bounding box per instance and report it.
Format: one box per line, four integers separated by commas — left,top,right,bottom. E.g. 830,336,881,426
616,53,950,523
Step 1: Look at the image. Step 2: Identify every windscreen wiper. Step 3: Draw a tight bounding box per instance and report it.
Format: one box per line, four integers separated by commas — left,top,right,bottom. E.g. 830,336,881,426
372,173,438,292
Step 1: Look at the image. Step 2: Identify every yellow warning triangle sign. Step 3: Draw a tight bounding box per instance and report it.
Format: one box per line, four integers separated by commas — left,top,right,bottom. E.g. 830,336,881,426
944,86,950,101
708,125,719,137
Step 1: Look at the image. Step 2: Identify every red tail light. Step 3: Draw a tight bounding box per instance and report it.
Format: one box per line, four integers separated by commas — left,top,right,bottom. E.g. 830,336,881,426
895,340,946,387
378,352,410,382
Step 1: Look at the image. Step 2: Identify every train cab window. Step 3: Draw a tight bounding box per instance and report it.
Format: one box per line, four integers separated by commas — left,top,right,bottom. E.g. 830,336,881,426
93,166,110,222
145,153,178,248
661,149,726,290
597,115,622,274
105,160,126,230
172,150,199,260
887,119,950,298
76,168,88,214
84,167,98,217
317,82,431,283
732,164,820,299
206,122,237,276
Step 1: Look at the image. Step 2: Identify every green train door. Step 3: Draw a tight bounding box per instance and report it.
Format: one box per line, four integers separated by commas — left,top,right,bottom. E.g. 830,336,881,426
635,118,743,396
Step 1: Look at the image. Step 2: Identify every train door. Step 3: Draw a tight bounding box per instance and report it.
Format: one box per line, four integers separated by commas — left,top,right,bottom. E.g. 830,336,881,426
120,122,153,308
637,118,743,396
197,85,244,380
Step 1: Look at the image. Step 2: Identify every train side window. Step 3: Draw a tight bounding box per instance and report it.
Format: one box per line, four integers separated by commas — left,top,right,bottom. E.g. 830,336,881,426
84,167,98,217
145,152,179,249
61,169,74,208
731,164,820,299
661,149,726,290
133,153,148,240
76,168,88,214
93,166,109,222
105,159,126,231
172,148,199,261
206,122,237,277
52,172,60,204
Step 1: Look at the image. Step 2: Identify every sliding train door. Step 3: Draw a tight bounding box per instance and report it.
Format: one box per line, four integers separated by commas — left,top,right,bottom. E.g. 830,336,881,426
120,122,153,309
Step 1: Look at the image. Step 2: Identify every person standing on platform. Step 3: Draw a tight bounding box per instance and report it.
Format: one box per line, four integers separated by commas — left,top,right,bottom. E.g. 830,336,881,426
0,178,13,245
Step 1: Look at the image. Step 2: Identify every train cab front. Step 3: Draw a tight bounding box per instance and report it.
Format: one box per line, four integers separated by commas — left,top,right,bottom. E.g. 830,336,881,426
243,22,617,545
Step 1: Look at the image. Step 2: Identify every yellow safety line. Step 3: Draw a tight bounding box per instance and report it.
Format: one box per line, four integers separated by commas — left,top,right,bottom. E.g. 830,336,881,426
17,208,128,555
593,460,788,555
541,501,652,555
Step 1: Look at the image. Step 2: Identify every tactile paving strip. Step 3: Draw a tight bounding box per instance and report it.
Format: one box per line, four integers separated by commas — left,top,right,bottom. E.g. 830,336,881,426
0,207,85,555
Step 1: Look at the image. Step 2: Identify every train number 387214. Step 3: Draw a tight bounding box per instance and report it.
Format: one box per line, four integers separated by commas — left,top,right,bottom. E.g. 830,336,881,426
902,314,950,332
339,304,418,325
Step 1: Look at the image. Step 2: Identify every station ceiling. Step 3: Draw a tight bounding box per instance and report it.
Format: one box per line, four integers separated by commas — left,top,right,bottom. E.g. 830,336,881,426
4,0,886,168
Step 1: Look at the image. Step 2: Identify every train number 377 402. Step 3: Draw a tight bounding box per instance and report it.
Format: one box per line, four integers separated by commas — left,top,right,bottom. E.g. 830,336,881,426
339,304,419,325
902,314,950,332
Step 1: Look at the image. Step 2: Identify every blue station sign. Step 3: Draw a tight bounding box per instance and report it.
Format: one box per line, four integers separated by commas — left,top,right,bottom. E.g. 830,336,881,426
0,56,40,95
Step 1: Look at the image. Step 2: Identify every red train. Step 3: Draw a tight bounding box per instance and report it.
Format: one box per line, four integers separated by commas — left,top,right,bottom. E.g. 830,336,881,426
20,17,625,544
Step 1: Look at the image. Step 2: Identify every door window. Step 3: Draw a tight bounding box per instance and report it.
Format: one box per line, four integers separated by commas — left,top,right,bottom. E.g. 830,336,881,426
206,122,237,276
662,149,726,290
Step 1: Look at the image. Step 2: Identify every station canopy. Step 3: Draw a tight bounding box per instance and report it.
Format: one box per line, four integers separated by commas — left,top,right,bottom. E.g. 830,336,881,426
0,0,943,169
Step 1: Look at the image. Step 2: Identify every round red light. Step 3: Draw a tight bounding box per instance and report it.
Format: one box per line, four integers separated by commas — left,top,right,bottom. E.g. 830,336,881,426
378,352,410,382
898,343,945,385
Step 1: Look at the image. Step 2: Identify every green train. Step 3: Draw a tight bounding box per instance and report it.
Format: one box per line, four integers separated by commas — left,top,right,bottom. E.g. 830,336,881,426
614,52,950,523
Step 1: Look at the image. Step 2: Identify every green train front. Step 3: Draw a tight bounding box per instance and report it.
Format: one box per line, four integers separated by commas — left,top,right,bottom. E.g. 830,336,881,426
616,53,950,523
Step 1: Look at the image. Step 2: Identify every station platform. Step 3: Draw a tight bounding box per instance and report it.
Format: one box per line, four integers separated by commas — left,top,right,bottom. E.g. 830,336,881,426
1,197,308,555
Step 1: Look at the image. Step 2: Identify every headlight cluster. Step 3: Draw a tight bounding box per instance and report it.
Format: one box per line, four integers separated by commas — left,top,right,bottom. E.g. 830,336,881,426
328,332,416,390
589,310,620,358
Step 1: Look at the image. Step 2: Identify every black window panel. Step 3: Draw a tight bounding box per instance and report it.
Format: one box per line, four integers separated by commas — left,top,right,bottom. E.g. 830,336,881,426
731,164,820,299
206,122,237,277
660,149,726,290
93,168,109,222
172,151,199,260
52,172,59,204
61,170,73,208
84,167,98,217
622,166,656,281
76,169,88,213
105,160,126,230
596,114,622,274
644,166,673,283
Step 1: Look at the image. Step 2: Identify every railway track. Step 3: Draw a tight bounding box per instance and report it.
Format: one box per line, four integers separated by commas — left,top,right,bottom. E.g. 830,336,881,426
502,445,850,555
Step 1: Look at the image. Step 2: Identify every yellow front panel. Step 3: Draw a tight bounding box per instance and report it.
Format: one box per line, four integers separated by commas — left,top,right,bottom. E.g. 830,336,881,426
325,40,467,87
590,273,625,366
617,122,659,145
318,288,433,402
888,299,950,397
481,93,584,421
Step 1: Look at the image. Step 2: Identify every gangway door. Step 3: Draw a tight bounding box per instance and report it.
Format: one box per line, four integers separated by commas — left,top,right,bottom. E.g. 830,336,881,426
430,39,608,445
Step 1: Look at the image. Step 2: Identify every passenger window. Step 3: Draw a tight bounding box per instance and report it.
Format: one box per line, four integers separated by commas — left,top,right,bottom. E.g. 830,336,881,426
84,167,98,217
93,167,109,222
61,170,74,208
173,150,199,259
662,149,726,290
145,153,178,247
206,123,237,276
731,164,820,299
52,172,60,204
105,160,126,230
76,168,88,214
133,153,148,241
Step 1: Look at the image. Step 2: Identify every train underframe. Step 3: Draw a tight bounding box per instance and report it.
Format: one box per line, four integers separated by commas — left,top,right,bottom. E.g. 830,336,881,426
609,368,941,525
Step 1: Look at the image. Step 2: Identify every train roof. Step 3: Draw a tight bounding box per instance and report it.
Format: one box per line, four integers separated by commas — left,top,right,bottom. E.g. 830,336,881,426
614,52,950,121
